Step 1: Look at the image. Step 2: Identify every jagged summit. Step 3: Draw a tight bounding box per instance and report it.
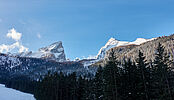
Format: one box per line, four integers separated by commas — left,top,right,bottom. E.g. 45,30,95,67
96,38,129,59
107,37,118,42
39,41,63,52
11,41,66,62
37,41,66,61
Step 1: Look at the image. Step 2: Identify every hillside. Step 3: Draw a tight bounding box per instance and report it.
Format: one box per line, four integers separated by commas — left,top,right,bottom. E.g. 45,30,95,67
0,53,96,80
103,35,174,65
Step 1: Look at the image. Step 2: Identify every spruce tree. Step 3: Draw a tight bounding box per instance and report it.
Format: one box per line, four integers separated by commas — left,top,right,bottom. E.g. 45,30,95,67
103,49,120,100
153,43,172,100
77,76,86,100
122,59,139,100
93,66,104,100
136,50,149,100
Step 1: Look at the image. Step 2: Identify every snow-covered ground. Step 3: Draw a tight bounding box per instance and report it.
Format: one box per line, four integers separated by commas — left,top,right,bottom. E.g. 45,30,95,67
0,84,36,100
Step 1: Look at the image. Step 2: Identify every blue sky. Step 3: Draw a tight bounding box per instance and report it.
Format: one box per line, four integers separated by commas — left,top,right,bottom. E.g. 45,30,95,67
0,0,174,60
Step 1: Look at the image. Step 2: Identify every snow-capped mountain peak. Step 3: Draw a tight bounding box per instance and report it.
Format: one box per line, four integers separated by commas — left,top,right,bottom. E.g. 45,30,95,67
39,41,64,53
107,37,118,43
104,37,129,49
11,41,66,62
97,38,129,59
96,37,155,59
105,38,119,46
37,41,65,61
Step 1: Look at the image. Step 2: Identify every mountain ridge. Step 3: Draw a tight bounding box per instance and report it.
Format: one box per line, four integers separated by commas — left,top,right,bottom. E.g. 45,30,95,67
100,35,174,66
0,34,173,80
96,37,156,59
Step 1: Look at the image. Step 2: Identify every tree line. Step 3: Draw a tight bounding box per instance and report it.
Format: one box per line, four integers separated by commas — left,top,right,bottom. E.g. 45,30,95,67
2,43,174,100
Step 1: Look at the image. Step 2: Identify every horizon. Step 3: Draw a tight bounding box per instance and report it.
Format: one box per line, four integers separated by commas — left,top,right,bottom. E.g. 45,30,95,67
0,0,173,60
0,29,170,60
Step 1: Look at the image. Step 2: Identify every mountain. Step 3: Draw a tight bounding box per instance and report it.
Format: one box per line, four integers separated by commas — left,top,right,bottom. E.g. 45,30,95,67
12,41,66,62
101,35,174,66
0,53,96,80
0,34,173,81
96,37,155,59
0,41,98,80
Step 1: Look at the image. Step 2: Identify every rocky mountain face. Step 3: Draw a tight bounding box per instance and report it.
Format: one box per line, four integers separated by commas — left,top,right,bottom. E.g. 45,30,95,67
38,41,66,61
96,38,129,59
12,41,66,62
96,37,155,60
103,35,174,65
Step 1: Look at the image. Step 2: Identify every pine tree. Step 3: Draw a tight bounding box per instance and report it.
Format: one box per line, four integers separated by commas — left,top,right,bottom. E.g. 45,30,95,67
121,59,139,100
136,50,149,100
103,49,120,100
153,43,172,100
68,72,77,100
77,76,86,100
93,66,104,100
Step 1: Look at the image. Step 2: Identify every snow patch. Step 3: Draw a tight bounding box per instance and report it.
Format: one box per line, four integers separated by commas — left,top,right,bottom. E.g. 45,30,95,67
0,55,21,69
0,84,35,100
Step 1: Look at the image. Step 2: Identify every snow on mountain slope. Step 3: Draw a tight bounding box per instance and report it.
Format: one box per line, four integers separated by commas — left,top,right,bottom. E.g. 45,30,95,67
13,41,66,62
0,84,35,100
129,38,156,45
38,41,65,61
0,54,21,69
96,37,156,59
96,38,129,59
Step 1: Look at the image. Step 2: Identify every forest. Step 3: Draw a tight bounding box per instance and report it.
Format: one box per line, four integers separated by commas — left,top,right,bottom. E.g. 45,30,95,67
2,43,174,100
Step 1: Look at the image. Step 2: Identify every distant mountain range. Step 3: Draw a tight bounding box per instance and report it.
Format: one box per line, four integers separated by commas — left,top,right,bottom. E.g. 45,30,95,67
0,34,173,80
6,37,156,62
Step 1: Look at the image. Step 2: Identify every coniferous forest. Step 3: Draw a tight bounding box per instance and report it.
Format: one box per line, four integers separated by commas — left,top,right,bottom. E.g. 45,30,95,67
2,43,174,100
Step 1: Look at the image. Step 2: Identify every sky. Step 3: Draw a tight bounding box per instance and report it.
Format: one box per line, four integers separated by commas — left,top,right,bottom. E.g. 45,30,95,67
0,0,174,60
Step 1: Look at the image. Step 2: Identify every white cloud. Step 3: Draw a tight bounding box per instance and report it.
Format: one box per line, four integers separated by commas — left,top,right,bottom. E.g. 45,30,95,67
7,28,22,41
37,33,41,39
0,28,28,53
0,42,28,53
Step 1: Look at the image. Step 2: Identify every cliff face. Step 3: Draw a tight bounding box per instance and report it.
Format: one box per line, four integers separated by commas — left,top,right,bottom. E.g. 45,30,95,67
11,41,66,62
38,41,66,61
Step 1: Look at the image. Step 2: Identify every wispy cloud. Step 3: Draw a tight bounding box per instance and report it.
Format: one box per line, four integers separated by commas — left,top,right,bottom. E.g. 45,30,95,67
0,28,28,53
19,20,26,25
37,33,41,39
